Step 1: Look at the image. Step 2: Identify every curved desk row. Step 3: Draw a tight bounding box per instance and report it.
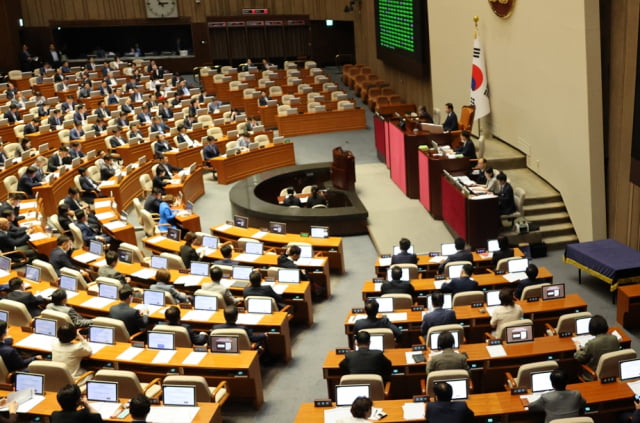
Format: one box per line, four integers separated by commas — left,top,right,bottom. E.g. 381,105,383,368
209,142,296,185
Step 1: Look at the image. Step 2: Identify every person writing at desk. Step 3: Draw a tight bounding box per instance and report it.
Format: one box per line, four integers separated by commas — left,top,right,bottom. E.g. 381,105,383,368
573,314,619,381
497,173,517,215
17,166,41,198
153,166,171,194
343,397,374,423
442,102,459,132
454,131,476,159
278,245,309,281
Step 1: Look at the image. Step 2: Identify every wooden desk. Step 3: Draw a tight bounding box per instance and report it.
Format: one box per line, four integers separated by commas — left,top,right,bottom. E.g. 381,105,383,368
9,326,264,408
107,160,153,212
418,150,470,219
115,141,153,165
276,108,366,137
24,129,62,150
165,167,205,205
210,223,345,275
92,198,138,245
209,142,296,185
165,145,204,169
617,284,640,329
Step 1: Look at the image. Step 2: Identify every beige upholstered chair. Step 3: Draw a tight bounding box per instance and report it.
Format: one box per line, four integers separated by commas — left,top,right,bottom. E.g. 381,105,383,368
163,376,230,403
545,312,593,336
444,261,472,279
28,360,93,392
520,283,551,301
32,259,59,283
94,369,162,399
159,252,185,269
578,348,637,382
210,328,252,350
504,360,559,390
425,369,470,398
452,291,485,307
381,293,413,309
425,324,465,349
0,299,32,327
152,324,193,348
339,374,390,401
359,328,396,349
92,316,145,342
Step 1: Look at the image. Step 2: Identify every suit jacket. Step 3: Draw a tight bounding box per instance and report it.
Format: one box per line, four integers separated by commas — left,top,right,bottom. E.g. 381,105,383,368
153,175,170,192
77,221,99,243
23,122,38,135
69,127,84,140
439,250,474,272
243,285,284,310
143,194,160,214
95,107,110,119
109,302,148,336
48,115,62,127
527,390,585,423
339,347,392,380
50,246,78,274
442,111,459,132
0,229,28,252
426,400,474,423
158,107,173,120
353,316,402,339
420,308,458,336
149,281,188,304
51,408,103,423
200,282,235,306
514,277,539,299
46,303,93,328
0,342,36,373
391,251,418,264
283,195,302,207
455,139,476,159
381,280,416,297
203,143,220,160
80,175,99,192
151,122,170,133
277,254,309,281
179,244,199,268
426,348,469,374
47,154,63,172
19,174,41,198
154,141,171,155
137,112,152,124
109,136,126,148
100,164,116,181
498,182,517,215
7,290,44,317
3,111,20,124
441,277,479,295
574,333,620,379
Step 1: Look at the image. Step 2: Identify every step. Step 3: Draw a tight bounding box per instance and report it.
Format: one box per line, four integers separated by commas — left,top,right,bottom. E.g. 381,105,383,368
537,222,576,238
525,201,567,215
527,212,571,226
542,234,579,250
523,195,562,206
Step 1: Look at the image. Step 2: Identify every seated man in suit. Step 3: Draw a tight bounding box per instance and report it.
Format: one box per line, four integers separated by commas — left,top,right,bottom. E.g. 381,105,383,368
354,298,402,340
129,395,151,423
470,157,488,184
47,288,93,328
17,166,41,198
203,135,220,160
202,266,236,306
176,125,200,147
73,104,88,125
0,213,37,262
497,173,517,215
441,264,478,295
212,305,267,347
156,154,182,178
243,270,284,310
0,143,8,167
75,209,110,245
47,146,70,172
150,269,189,304
442,102,459,132
154,133,172,156
0,321,42,373
514,264,539,299
339,330,392,381
420,291,457,337
100,155,117,180
158,100,174,120
455,131,477,159
22,117,40,135
98,251,130,285
258,91,271,106
391,237,418,264
109,127,127,149
439,237,473,273
527,368,585,423
277,245,308,281
50,235,81,275
491,235,514,269
3,104,21,124
150,116,170,133
213,244,238,266
77,166,101,204
306,186,328,208
109,286,148,339
144,187,163,214
136,105,153,125
426,331,469,374
162,306,206,346
381,266,416,297
6,276,45,317
69,121,85,140
426,382,475,423
282,188,302,207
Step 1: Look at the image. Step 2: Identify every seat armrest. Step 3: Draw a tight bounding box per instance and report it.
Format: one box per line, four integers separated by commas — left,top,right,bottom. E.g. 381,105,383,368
578,364,597,382
129,329,147,342
211,380,230,404
418,335,426,345
544,323,556,336
505,372,516,390
383,381,391,400
420,379,426,396
484,332,496,341
74,370,95,386
143,377,164,399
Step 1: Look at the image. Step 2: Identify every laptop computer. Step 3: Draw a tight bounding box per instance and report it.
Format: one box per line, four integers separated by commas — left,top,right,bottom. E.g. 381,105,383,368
310,226,329,238
269,221,286,234
355,334,384,351
487,239,500,253
277,268,300,283
441,243,457,256
0,310,8,323
429,330,460,350
89,240,104,257
193,295,218,311
88,325,115,345
24,264,41,282
117,248,133,264
190,261,209,277
231,265,253,288
244,241,264,255
59,275,78,292
298,245,313,259
151,256,168,270
575,317,592,335
166,227,180,241
98,283,118,300
530,370,554,394
508,258,529,278
162,384,196,406
86,380,119,402
393,245,414,255
505,324,534,344
147,331,175,350
386,267,410,281
0,255,11,277
437,379,469,400
209,335,239,353
201,235,219,249
246,297,273,314
143,290,165,307
233,215,248,228
485,289,502,309
619,358,640,381
15,372,44,395
542,284,566,300
447,264,464,279
34,317,56,336
372,297,394,313
335,384,371,407
426,293,453,310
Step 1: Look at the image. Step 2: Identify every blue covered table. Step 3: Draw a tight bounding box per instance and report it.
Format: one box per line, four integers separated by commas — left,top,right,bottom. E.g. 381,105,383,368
564,239,640,293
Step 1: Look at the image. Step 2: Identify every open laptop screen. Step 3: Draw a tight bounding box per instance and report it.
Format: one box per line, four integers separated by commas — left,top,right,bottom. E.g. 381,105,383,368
355,334,384,352
373,297,394,313
151,256,168,269
0,311,7,323
441,243,457,256
542,284,565,300
485,290,501,307
34,318,56,336
335,384,370,407
278,268,300,283
246,298,272,314
575,317,592,335
530,371,554,393
190,261,209,277
210,335,239,353
508,258,529,273
244,242,263,255
162,385,196,406
143,290,165,307
147,331,175,350
298,245,313,259
24,265,40,282
440,379,468,400
59,275,78,292
166,227,180,241
393,245,414,255
86,380,119,402
427,293,453,310
310,226,329,238
193,295,217,311
505,324,534,344
89,240,104,256
202,235,219,249
487,239,500,252
233,215,248,228
269,221,286,234
429,331,460,350
620,358,640,381
0,256,11,273
15,372,44,395
386,267,410,281
98,283,118,300
117,248,133,264
232,266,252,280
447,264,464,279
88,325,115,345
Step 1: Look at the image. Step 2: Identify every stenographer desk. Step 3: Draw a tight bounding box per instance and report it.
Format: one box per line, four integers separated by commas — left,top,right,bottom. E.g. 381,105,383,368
418,149,470,219
323,328,631,398
8,326,265,408
209,142,296,185
210,223,345,274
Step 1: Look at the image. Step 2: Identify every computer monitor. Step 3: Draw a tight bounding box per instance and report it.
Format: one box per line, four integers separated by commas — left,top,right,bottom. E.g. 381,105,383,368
441,243,457,256
575,317,592,335
269,221,286,234
162,385,196,407
232,266,252,281
209,335,239,353
437,379,468,400
88,325,115,345
393,245,414,255
33,318,56,336
386,267,410,282
310,226,329,238
427,293,453,310
508,258,529,273
542,284,566,300
335,384,371,407
151,256,168,269
530,371,554,393
487,239,500,252
117,248,133,264
485,289,501,307
505,324,534,344
147,331,175,350
24,264,40,282
15,372,44,395
201,235,219,249
619,358,640,381
193,295,218,311
298,245,313,259
246,297,273,314
244,241,264,255
86,380,119,402
233,215,248,228
429,331,460,350
372,297,394,313
98,283,118,300
166,227,180,241
277,268,300,283
0,255,11,274
447,264,464,279
38,143,49,154
0,311,7,323
59,275,78,292
143,290,165,307
185,260,207,276
89,240,104,256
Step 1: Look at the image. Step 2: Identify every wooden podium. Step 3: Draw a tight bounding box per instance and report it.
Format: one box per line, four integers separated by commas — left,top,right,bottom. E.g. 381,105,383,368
331,147,355,190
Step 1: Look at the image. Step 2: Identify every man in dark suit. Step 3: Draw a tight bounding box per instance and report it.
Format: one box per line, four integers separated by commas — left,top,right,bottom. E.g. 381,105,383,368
426,331,469,374
282,188,302,207
439,237,473,272
203,136,220,160
94,100,110,119
77,82,92,99
48,109,63,127
23,118,40,135
497,173,517,215
426,382,475,422
420,291,457,336
527,368,585,423
109,127,127,150
73,104,88,125
136,105,152,125
353,298,402,340
150,116,170,133
442,102,459,132
339,330,392,381
381,266,416,297
441,264,478,295
277,245,309,281
69,122,85,141
491,235,514,269
6,277,45,317
17,166,41,198
455,131,477,159
129,394,151,423
391,237,418,264
243,270,284,310
143,188,162,214
157,154,182,178
158,101,174,120
75,209,109,245
0,215,36,262
213,244,238,266
514,264,540,299
78,167,101,203
0,143,9,167
212,305,267,346
3,105,21,124
0,321,42,372
153,134,172,156
100,155,117,180
45,43,63,68
47,146,70,172
109,286,148,338
50,235,80,275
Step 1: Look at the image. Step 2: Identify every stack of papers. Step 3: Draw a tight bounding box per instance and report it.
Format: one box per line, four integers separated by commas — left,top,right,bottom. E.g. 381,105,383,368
182,310,215,321
95,211,115,220
402,402,425,420
132,268,157,279
103,221,127,230
235,253,260,262
384,312,407,322
216,224,232,231
15,334,55,352
74,252,101,263
486,344,507,357
89,402,122,420
146,235,166,244
183,351,207,365
174,275,203,287
429,256,446,263
348,315,366,324
146,406,200,423
236,314,263,325
503,272,527,283
571,334,595,349
28,232,48,241
82,297,116,309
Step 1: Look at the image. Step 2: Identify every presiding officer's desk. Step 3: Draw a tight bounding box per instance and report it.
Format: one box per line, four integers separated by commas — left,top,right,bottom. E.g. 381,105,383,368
0,389,223,423
209,142,296,185
8,325,265,409
345,293,587,345
295,380,635,423
323,327,631,399
210,223,345,275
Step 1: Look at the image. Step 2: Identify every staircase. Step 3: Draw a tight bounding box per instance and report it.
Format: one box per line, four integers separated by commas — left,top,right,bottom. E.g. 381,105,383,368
523,194,579,250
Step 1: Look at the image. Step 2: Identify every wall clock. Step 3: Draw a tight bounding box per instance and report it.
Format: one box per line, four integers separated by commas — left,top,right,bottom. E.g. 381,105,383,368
146,0,178,18
488,0,516,19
